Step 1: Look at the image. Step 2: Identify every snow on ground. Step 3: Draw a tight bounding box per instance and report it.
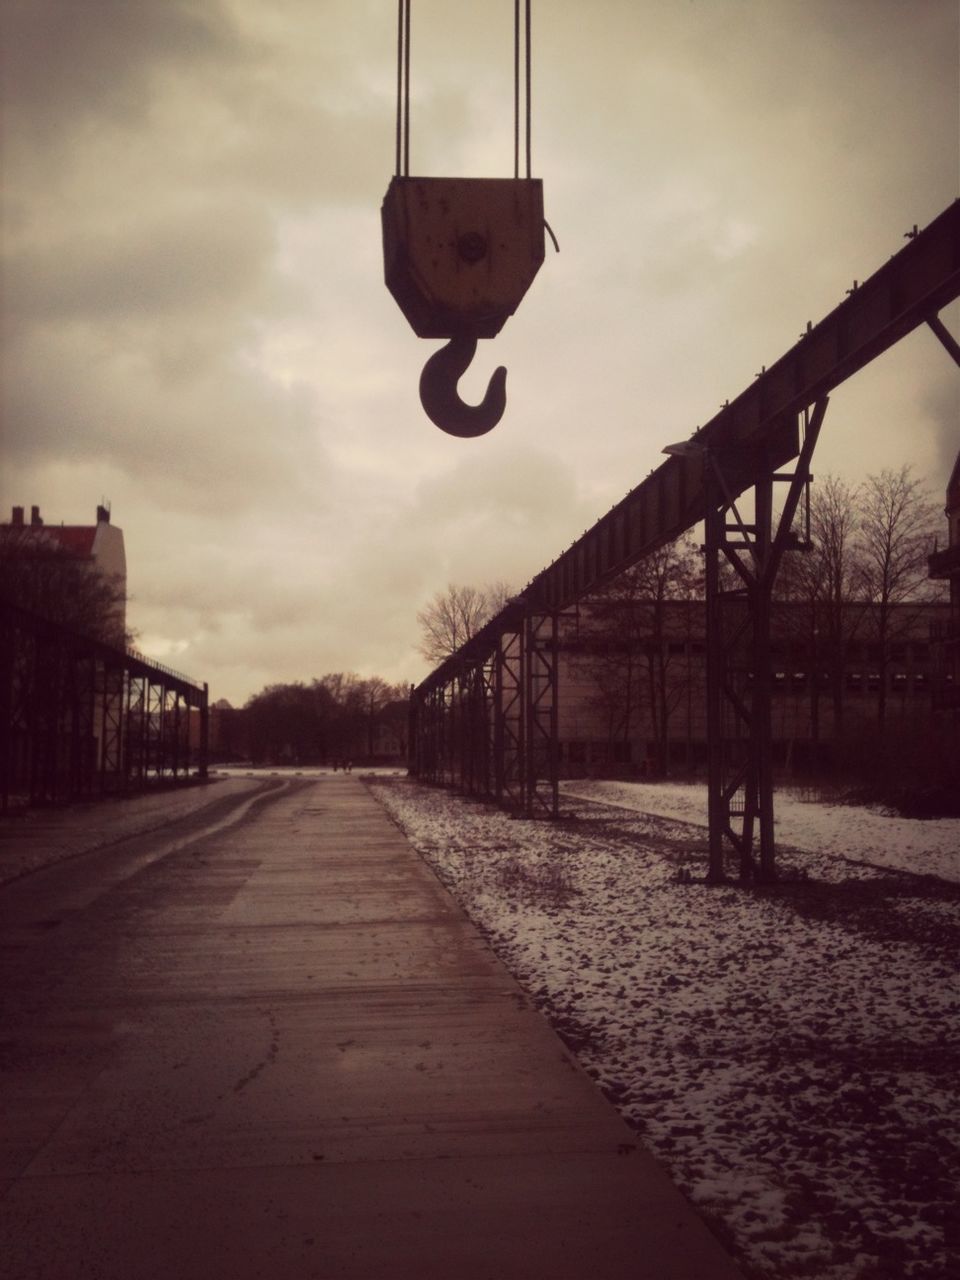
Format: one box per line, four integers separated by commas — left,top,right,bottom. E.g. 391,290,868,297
561,780,960,885
369,778,960,1280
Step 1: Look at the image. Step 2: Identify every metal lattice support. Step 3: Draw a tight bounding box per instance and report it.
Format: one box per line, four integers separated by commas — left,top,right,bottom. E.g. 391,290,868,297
460,660,490,799
479,651,498,801
409,202,958,847
496,625,525,812
100,663,125,794
147,681,164,779
125,675,147,786
67,655,97,800
0,603,208,811
705,400,828,881
524,610,559,818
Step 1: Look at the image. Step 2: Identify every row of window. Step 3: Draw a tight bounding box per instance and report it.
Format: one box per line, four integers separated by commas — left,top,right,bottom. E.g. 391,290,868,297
569,640,932,663
764,670,951,693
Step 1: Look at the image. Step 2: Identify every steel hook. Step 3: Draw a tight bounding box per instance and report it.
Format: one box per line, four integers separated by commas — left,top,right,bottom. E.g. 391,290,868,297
418,334,507,438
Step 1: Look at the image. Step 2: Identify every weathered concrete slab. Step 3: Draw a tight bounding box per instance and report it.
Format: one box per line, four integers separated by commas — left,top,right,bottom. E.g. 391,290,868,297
0,776,743,1278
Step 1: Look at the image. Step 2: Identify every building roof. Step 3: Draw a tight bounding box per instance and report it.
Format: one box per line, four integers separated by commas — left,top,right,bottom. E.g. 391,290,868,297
38,526,98,557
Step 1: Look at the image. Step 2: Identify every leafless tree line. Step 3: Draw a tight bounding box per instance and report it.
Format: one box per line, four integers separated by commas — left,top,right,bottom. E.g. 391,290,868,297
243,673,408,765
415,466,948,784
415,580,514,665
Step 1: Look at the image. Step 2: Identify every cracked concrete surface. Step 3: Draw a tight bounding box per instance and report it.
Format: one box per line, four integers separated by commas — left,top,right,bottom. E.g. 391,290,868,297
0,776,743,1278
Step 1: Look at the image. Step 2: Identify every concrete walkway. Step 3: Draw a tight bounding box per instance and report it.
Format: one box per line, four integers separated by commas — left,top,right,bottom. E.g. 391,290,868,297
0,776,742,1278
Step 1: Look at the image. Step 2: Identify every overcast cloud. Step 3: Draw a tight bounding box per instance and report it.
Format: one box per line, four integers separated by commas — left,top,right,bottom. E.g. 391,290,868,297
2,0,957,704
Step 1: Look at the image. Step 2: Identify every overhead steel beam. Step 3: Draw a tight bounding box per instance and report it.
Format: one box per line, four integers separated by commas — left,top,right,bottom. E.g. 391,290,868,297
416,199,960,699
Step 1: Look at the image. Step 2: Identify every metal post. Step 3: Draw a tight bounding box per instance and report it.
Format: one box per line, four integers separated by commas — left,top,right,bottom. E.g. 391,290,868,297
753,465,776,880
704,459,726,882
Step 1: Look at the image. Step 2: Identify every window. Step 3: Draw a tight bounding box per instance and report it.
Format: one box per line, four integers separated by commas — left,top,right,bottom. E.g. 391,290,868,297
846,671,862,691
867,673,880,692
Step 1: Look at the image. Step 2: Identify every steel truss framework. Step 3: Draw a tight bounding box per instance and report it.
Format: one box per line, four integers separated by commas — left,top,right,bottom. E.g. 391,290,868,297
411,200,960,875
410,610,560,817
1,600,209,812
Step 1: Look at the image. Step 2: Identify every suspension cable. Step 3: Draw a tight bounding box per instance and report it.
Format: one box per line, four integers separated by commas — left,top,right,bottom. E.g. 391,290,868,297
525,0,532,178
398,1,530,181
514,1,532,178
514,1,520,178
396,0,410,176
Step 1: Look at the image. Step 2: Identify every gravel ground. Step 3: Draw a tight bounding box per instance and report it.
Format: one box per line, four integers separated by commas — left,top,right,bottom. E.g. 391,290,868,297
369,778,960,1280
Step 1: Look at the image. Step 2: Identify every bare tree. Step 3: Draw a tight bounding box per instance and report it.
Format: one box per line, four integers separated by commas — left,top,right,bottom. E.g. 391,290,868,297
416,582,513,665
245,674,409,765
0,528,130,645
577,534,701,775
777,473,865,737
856,465,944,728
356,676,408,758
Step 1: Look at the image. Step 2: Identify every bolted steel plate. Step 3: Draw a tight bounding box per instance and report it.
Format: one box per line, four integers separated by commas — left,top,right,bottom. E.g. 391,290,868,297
382,176,545,339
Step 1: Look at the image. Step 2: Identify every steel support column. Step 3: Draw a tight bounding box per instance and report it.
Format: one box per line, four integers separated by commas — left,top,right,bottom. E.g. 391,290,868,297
100,663,125,793
496,624,524,811
524,610,559,818
705,399,828,881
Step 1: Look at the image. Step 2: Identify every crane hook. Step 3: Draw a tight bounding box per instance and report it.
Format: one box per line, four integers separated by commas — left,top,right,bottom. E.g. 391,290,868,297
418,334,507,438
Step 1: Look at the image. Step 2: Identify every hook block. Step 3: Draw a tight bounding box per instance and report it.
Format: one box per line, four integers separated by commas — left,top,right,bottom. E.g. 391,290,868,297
382,177,545,339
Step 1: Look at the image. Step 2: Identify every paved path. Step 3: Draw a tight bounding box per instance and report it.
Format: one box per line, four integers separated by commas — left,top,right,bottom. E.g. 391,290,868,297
0,776,742,1278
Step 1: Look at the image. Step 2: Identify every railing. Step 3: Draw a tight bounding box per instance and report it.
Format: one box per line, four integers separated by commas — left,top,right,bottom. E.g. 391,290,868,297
124,645,200,689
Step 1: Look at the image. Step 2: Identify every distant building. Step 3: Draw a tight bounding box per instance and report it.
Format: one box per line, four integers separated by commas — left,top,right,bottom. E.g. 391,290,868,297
557,597,951,777
189,698,248,760
373,698,409,760
928,449,960,710
1,502,127,641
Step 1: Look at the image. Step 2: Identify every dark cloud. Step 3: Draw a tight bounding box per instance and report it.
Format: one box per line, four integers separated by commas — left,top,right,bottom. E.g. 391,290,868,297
1,0,243,139
7,199,278,327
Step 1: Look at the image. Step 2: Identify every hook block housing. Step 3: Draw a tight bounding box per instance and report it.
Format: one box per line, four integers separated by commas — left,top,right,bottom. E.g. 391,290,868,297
382,177,544,339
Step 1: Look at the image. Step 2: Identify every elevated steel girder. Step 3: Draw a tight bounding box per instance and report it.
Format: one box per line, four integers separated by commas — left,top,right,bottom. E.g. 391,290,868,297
524,200,959,617
0,601,207,811
409,615,560,819
418,200,960,703
411,200,959,860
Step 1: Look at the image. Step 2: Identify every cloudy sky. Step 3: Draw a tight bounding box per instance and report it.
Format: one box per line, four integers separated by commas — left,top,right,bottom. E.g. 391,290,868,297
2,0,957,705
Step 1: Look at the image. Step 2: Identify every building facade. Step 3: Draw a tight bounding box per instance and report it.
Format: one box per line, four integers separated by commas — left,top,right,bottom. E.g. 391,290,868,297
556,596,952,777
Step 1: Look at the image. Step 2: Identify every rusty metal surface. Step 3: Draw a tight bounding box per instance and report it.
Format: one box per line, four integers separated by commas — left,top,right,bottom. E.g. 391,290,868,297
382,177,545,339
